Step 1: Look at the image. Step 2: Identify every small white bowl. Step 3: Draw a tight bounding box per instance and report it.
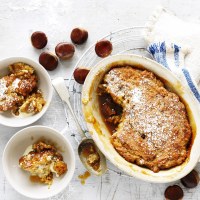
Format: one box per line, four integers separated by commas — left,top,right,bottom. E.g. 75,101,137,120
2,126,75,199
0,57,53,127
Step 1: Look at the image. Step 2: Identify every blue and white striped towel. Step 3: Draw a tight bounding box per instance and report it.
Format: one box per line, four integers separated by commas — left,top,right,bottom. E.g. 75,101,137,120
148,41,200,102
144,7,200,103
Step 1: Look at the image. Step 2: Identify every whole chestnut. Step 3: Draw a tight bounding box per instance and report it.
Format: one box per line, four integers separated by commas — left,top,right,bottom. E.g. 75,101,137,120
95,40,113,58
73,68,90,84
181,169,199,188
55,42,75,60
71,28,88,45
164,185,183,200
31,31,47,49
39,52,58,71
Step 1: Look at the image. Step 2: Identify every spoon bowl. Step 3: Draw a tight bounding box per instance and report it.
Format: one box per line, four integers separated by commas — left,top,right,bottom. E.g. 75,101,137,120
78,138,107,176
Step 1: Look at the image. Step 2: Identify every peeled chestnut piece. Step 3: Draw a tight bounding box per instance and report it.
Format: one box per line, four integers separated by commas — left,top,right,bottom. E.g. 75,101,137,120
71,28,88,44
164,185,183,200
181,169,200,188
73,68,90,84
95,40,113,58
31,31,47,49
55,42,75,60
39,52,58,71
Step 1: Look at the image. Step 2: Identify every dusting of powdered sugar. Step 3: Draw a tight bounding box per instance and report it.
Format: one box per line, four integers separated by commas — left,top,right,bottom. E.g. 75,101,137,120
103,66,191,161
0,78,7,98
0,77,21,108
131,88,142,103
11,78,20,90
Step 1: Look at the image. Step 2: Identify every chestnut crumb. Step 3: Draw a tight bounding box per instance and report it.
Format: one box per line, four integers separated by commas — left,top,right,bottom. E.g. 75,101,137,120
39,52,58,71
141,134,146,139
73,68,90,84
181,169,200,188
164,185,183,200
95,40,113,58
55,42,75,60
71,28,88,44
31,31,47,49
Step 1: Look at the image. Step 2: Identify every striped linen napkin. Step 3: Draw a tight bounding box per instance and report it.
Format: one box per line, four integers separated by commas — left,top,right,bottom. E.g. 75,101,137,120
144,7,200,102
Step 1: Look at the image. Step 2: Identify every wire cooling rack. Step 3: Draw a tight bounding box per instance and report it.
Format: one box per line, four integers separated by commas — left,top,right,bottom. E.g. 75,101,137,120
68,27,152,176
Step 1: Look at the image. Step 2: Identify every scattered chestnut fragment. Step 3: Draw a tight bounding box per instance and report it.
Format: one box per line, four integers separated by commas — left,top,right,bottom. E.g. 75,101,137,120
181,169,200,188
55,42,75,60
164,185,183,200
31,31,47,49
39,52,58,71
95,40,113,58
71,28,88,44
73,68,90,84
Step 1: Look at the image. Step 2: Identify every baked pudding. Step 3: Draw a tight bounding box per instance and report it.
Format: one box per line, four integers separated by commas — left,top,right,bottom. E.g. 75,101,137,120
98,66,192,173
0,62,45,116
19,141,67,186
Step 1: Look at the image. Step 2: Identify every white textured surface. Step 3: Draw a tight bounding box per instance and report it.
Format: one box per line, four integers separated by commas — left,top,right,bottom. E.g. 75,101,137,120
144,6,200,85
1,0,200,199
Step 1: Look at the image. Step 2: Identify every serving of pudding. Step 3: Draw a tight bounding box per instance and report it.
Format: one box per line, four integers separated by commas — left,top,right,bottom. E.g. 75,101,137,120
98,66,192,172
19,141,67,186
0,62,45,116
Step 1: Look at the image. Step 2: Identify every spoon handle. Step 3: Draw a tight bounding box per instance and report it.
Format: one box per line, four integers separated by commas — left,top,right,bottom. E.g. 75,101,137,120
52,77,86,139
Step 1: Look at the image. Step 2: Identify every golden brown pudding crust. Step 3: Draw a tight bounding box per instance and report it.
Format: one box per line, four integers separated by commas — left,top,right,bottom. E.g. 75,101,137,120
99,66,192,172
19,141,67,185
0,62,45,115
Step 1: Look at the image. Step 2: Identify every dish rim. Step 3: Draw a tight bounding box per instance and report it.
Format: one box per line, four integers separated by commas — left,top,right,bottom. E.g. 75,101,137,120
81,53,200,183
2,125,76,199
0,56,53,127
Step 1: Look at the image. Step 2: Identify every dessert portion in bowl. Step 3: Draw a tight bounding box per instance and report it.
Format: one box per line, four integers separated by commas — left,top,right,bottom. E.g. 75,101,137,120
98,65,192,173
0,57,52,127
19,140,67,186
0,62,45,117
2,126,75,199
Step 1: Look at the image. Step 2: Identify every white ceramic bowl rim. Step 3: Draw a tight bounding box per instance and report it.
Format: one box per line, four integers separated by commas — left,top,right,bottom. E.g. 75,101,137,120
82,54,200,183
2,125,75,199
0,57,53,127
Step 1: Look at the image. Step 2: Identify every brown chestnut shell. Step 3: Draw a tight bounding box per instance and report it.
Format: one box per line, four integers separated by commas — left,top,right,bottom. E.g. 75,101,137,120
95,40,113,58
181,170,200,188
164,185,183,200
73,68,90,84
31,31,47,49
55,42,75,60
39,52,58,71
71,28,88,45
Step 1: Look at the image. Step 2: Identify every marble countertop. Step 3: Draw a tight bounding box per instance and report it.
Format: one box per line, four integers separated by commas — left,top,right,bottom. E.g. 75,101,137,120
1,0,200,199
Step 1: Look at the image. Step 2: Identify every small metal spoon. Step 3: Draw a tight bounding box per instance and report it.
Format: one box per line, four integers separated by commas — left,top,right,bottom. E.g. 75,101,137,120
52,77,107,176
